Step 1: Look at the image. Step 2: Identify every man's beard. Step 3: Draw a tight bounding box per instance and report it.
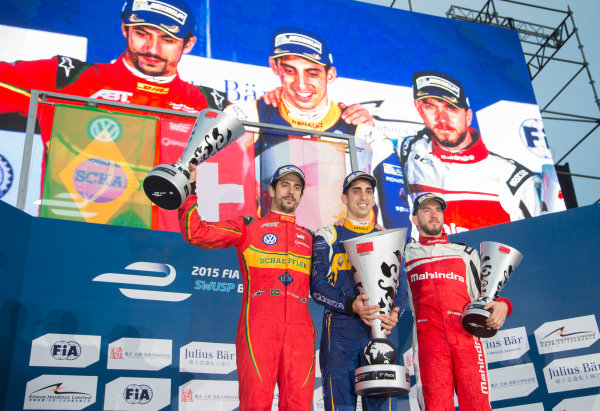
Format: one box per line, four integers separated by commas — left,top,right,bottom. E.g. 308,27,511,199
131,52,168,76
432,128,468,149
421,222,443,237
275,197,297,214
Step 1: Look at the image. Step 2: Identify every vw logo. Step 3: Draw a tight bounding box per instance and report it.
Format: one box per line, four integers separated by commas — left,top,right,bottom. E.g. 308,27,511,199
262,233,278,245
88,117,122,142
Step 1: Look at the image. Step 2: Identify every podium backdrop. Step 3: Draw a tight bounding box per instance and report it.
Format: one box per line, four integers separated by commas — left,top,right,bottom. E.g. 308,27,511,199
1,201,599,410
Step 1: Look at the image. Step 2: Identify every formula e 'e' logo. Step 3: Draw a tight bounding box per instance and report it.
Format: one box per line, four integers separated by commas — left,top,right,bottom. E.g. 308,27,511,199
93,262,191,302
262,233,278,245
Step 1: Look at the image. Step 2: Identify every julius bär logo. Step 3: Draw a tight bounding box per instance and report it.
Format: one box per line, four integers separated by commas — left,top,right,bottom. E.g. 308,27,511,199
124,384,153,404
51,341,81,360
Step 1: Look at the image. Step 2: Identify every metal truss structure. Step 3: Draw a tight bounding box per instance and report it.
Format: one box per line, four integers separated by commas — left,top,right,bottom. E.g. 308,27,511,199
446,0,600,205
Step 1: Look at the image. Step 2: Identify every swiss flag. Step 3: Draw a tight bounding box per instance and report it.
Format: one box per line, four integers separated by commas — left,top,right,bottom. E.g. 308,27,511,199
498,245,511,254
356,242,374,254
153,118,256,231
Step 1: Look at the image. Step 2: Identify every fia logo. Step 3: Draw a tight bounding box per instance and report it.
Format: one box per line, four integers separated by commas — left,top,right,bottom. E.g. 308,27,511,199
262,233,278,245
124,384,153,404
51,341,81,360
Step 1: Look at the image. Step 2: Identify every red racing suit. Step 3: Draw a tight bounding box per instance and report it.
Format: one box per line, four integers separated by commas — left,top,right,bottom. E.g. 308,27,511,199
403,234,512,410
399,128,541,234
0,54,226,143
179,195,316,410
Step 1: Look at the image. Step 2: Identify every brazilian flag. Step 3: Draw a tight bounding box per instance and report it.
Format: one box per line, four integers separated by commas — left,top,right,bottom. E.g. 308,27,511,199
40,105,156,228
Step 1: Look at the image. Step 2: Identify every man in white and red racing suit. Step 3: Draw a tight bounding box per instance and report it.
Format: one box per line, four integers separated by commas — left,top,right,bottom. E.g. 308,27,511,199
404,193,512,410
400,126,541,233
179,165,315,411
374,70,541,235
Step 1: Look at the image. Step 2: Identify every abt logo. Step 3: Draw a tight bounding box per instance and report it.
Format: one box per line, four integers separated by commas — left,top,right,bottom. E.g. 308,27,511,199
124,384,153,404
93,262,191,302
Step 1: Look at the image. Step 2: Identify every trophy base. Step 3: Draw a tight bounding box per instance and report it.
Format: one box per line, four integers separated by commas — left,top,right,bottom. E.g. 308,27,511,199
354,364,410,397
143,165,191,210
462,302,497,338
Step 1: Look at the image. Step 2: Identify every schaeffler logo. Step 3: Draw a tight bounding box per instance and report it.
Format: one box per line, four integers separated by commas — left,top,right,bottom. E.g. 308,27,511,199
93,262,191,302
124,384,153,404
51,341,81,360
88,117,122,142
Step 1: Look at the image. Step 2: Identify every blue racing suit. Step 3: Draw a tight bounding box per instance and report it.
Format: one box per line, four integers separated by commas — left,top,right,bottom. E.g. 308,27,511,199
311,218,409,411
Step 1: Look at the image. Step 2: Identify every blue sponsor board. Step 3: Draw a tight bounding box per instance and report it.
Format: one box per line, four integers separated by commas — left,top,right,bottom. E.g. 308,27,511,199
2,199,600,409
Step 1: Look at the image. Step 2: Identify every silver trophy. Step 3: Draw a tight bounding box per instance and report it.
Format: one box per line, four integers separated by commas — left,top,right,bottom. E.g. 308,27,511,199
143,109,245,210
343,228,411,397
462,241,523,338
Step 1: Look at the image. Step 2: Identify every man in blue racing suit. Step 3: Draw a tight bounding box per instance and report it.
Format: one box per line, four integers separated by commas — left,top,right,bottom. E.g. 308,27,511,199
311,171,408,410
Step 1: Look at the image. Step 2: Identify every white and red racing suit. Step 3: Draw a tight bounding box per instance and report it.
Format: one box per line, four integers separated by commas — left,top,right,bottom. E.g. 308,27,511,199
404,234,512,410
179,195,315,411
399,128,541,234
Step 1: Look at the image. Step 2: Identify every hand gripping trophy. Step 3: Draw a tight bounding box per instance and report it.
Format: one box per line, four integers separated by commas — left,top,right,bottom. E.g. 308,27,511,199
462,241,523,338
343,228,411,397
143,109,246,210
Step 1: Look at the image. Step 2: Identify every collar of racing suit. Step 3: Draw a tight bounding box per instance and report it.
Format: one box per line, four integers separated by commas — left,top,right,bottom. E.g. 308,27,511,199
266,209,296,223
343,217,374,233
418,233,450,245
429,128,489,164
120,55,178,84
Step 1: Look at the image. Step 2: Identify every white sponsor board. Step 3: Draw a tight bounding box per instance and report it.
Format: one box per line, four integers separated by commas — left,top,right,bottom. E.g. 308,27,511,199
24,374,97,410
179,380,239,411
178,380,280,410
552,394,600,410
535,314,599,355
0,24,87,62
489,363,538,402
403,347,415,376
544,353,600,393
484,327,530,363
179,341,236,374
107,338,172,371
104,377,170,411
406,382,457,410
29,333,100,368
495,403,544,411
313,386,325,410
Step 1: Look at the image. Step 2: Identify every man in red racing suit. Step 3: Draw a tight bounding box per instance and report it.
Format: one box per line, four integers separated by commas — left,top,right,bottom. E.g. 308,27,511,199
404,193,512,410
179,164,315,410
0,0,227,140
